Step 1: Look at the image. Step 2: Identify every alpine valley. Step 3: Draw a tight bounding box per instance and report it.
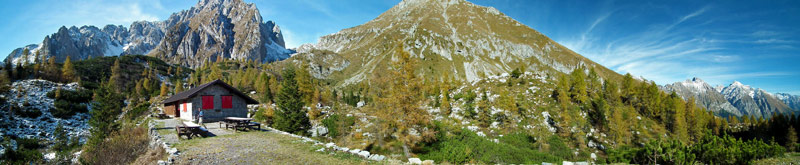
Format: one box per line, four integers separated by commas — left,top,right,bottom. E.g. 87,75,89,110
1,0,798,164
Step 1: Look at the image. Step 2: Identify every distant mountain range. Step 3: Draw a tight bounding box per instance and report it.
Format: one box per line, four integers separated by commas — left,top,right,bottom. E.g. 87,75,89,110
3,0,293,68
662,77,798,118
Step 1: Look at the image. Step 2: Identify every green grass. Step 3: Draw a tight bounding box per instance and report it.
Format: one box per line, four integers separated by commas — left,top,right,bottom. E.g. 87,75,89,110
752,152,800,164
172,131,368,164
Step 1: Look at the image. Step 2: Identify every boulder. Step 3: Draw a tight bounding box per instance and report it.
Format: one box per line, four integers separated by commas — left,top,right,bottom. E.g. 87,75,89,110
409,158,422,164
368,154,386,161
422,160,434,165
357,151,370,158
349,149,361,154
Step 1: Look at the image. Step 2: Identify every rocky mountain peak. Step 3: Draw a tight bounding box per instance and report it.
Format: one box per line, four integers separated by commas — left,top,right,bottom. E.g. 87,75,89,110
5,0,292,68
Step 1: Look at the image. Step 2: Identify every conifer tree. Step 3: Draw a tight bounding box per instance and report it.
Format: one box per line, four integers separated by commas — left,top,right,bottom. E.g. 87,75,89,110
4,61,12,82
788,126,797,152
14,61,25,80
86,84,124,150
61,56,77,83
273,66,310,135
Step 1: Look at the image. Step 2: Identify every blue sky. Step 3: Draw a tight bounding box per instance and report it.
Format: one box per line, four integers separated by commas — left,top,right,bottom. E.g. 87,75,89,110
1,0,798,94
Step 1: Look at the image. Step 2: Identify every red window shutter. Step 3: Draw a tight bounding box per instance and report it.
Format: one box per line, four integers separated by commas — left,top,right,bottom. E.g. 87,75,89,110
202,96,214,109
222,96,233,109
182,101,187,112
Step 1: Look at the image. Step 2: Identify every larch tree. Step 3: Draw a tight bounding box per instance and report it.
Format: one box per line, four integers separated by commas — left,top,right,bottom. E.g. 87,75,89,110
107,58,122,92
296,62,315,106
61,56,77,83
160,81,168,97
174,79,184,93
380,43,429,158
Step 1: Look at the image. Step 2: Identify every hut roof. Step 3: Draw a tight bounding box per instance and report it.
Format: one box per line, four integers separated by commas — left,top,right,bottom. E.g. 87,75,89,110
162,79,259,104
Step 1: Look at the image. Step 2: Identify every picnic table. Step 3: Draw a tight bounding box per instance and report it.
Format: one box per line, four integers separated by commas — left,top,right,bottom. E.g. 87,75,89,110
221,117,260,132
176,121,204,139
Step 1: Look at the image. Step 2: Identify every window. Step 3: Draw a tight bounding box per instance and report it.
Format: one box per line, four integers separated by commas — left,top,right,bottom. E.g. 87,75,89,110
202,96,214,109
222,95,233,109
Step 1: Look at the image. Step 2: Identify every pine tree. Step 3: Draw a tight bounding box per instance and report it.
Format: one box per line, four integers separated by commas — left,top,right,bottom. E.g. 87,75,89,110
4,61,12,82
273,66,310,135
86,85,124,148
160,81,168,97
14,61,25,80
788,126,798,152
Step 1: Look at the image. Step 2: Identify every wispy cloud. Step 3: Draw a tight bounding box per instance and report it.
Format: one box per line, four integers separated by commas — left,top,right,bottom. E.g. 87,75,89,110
26,0,162,27
560,6,733,85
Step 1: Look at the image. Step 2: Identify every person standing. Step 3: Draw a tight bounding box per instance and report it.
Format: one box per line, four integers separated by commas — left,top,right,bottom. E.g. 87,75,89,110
198,110,205,128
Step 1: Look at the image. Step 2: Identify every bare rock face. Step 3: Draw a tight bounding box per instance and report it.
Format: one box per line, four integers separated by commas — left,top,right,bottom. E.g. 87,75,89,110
662,77,741,117
4,0,293,68
306,0,621,86
149,0,292,68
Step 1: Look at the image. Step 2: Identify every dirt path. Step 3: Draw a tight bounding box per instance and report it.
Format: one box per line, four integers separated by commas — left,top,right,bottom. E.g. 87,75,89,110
172,131,366,165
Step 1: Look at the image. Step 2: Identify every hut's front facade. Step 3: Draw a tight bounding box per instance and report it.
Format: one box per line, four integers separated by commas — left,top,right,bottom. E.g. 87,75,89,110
162,80,259,122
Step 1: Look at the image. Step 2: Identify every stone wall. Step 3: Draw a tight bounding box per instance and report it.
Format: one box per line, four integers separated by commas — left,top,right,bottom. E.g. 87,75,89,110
189,84,248,122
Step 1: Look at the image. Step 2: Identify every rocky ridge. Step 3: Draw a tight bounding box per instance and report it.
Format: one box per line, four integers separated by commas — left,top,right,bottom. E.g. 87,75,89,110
4,0,292,68
663,78,797,118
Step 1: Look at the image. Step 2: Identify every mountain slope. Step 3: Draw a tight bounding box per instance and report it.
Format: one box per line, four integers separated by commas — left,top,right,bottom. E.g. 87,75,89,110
719,81,794,118
776,93,800,111
299,0,621,86
149,0,292,68
3,0,292,68
661,77,741,117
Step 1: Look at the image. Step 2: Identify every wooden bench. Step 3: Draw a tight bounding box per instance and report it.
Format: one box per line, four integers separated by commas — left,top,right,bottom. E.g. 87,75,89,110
176,121,203,139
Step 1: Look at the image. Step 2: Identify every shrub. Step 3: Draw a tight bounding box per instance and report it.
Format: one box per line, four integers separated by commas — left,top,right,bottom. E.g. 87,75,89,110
80,127,150,164
1,137,44,164
124,103,151,120
53,100,88,118
321,114,356,138
11,105,42,118
420,129,561,164
253,106,274,125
